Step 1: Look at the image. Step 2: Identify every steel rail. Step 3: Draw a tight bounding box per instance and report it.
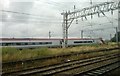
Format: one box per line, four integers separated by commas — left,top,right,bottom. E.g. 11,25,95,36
74,58,120,76
2,47,120,75
39,54,120,76
3,53,119,76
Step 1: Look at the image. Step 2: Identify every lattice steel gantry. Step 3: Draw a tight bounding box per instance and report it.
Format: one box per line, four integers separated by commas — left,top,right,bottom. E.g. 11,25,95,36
61,1,120,48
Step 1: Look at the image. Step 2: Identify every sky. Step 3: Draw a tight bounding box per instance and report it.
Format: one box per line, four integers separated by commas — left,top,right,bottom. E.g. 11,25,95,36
0,0,119,40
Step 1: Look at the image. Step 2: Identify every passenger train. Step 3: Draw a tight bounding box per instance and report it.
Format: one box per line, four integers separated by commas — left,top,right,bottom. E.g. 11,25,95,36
0,38,104,49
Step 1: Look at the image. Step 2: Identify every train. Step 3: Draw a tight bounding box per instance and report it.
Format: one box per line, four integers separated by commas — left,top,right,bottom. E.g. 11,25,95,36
0,38,104,49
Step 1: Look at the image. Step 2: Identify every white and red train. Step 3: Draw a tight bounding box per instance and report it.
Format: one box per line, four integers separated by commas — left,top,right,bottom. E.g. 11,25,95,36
0,38,104,49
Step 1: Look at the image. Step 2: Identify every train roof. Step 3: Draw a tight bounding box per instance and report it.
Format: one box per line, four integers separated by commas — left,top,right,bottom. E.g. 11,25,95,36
0,38,61,41
0,38,102,41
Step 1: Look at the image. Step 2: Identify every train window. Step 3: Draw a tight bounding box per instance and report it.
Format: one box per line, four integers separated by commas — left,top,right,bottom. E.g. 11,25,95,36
83,41,93,43
74,41,83,43
24,43,28,45
6,43,12,46
39,42,52,45
16,43,21,45
45,42,52,44
32,43,36,45
74,41,93,43
83,41,87,43
32,42,37,45
45,42,48,44
48,42,52,44
88,41,93,43
39,42,42,44
40,42,45,45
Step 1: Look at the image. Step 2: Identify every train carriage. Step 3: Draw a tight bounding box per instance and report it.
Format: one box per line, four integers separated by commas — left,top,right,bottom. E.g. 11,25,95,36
67,38,95,46
0,38,61,49
0,38,104,49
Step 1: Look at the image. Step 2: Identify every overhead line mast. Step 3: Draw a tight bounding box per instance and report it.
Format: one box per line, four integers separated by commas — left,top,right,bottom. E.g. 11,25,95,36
61,1,120,48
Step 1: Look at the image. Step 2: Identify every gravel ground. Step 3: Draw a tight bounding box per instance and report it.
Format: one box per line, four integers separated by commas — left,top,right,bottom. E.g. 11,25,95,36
103,67,120,76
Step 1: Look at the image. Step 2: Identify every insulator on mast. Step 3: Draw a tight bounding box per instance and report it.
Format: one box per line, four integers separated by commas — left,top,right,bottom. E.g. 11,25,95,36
85,16,87,20
98,12,100,17
76,19,78,24
90,0,92,5
91,14,93,19
111,10,113,15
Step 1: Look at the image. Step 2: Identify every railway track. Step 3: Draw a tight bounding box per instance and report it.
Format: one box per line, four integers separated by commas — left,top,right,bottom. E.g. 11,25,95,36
3,47,118,74
3,47,119,67
2,52,120,76
75,60,120,76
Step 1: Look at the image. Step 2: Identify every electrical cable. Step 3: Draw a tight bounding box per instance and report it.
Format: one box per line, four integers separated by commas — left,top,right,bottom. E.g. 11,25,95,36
0,10,62,20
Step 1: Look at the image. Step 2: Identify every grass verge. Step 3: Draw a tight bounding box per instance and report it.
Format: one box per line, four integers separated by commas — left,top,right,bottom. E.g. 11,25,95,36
2,43,118,62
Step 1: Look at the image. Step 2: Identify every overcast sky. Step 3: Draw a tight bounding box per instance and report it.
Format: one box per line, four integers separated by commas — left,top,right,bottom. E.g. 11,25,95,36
0,0,119,40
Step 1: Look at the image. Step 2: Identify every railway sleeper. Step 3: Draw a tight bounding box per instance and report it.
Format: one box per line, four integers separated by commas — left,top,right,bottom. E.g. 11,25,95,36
77,60,120,76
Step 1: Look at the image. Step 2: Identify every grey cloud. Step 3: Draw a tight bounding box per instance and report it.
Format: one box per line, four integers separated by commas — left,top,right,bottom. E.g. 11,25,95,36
1,0,119,40
9,2,33,23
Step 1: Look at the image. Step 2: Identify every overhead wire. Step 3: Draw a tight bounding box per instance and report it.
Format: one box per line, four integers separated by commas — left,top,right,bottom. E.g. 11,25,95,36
83,26,116,38
0,10,62,20
35,0,69,10
0,17,62,21
82,26,116,33
0,19,62,25
1,1,88,24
